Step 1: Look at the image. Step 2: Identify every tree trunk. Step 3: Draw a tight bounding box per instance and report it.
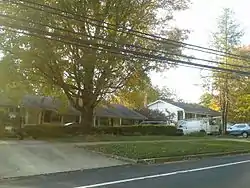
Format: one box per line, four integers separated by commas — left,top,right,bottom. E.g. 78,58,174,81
221,109,225,135
224,88,230,133
220,89,226,135
80,105,94,133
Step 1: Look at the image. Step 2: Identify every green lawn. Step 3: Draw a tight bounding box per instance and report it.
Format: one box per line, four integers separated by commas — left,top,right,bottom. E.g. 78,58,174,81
48,135,211,142
84,140,250,159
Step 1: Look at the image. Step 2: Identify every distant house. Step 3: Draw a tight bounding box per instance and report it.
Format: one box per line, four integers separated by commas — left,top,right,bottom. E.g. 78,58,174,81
0,95,147,126
148,99,220,122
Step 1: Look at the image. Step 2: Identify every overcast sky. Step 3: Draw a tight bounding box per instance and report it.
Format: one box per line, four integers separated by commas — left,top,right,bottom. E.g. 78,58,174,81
150,0,250,103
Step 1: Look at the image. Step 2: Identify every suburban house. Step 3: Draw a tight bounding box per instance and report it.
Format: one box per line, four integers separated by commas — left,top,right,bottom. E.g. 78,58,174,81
0,95,147,127
148,99,221,122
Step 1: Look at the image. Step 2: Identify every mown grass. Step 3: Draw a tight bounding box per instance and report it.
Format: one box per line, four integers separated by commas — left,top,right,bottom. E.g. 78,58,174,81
84,140,250,159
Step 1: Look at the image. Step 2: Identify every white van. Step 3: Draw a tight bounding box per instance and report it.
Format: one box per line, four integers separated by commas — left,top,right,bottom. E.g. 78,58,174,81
178,118,220,135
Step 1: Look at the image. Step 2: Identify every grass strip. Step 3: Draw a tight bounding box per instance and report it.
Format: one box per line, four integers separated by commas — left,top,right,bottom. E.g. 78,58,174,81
83,140,250,160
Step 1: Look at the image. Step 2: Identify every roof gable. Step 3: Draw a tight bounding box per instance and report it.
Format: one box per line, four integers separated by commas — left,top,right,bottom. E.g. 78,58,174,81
163,99,220,116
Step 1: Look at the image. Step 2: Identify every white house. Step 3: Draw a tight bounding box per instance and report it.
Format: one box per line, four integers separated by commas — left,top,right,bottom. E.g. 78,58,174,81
148,99,220,122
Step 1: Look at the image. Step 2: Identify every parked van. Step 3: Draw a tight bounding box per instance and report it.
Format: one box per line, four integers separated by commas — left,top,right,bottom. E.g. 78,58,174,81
178,118,220,135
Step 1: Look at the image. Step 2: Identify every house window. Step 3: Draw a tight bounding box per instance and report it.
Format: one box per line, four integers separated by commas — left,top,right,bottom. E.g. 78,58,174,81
43,110,62,123
51,113,61,122
177,111,183,120
76,116,80,123
185,113,195,119
99,117,109,126
8,107,18,113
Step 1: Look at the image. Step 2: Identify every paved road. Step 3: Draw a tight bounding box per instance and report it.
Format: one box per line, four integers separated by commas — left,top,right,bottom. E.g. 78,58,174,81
1,154,250,188
0,141,127,179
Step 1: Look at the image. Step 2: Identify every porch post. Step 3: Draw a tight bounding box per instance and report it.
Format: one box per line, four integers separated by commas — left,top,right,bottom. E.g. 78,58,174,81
25,109,29,125
79,115,82,124
119,118,122,126
61,115,64,125
93,116,96,127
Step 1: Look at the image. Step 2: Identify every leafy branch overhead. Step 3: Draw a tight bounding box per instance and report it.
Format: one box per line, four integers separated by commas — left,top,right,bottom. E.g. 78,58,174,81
0,0,190,128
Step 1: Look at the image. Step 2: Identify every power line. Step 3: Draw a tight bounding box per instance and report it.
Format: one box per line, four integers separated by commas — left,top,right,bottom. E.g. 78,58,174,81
0,25,238,77
1,22,250,76
201,75,249,81
1,13,250,70
5,0,250,62
15,0,250,60
1,24,250,77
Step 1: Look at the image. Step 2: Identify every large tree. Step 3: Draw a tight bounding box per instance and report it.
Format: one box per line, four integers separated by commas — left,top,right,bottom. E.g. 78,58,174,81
210,8,244,133
0,0,189,129
110,72,159,109
226,47,250,122
199,92,220,111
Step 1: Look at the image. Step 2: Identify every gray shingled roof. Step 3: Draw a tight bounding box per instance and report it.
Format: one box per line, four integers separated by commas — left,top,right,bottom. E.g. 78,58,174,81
95,106,120,118
0,95,146,119
21,95,58,110
94,104,147,119
164,99,220,116
111,104,147,120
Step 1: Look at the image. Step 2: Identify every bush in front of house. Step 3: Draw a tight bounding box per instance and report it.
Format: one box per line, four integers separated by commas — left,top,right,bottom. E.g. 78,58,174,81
91,125,181,136
22,124,182,138
23,125,66,139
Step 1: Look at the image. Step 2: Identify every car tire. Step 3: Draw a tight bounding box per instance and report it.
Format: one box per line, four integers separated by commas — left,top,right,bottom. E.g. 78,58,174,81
242,132,248,138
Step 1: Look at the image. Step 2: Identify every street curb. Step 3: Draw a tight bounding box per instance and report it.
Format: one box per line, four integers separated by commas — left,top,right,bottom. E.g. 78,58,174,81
137,150,250,164
81,147,250,165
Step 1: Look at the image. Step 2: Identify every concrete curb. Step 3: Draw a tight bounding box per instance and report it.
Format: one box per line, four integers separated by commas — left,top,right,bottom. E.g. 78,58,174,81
137,150,250,164
82,148,250,165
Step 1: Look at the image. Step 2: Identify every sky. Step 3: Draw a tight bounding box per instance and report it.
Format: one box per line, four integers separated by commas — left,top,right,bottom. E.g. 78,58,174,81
150,0,250,103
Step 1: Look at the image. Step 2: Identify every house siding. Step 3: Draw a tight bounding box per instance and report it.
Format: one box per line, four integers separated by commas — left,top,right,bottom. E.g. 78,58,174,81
148,100,184,122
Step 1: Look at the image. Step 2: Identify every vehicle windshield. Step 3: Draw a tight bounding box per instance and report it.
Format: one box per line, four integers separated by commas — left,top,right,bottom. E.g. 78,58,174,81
0,0,249,188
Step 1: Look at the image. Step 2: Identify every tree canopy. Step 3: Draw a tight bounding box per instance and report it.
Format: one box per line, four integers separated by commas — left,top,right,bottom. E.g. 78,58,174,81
226,47,250,122
199,92,220,112
209,8,246,131
0,0,190,128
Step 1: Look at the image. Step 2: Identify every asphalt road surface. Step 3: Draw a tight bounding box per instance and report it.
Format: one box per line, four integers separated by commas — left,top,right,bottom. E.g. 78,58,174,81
1,154,250,188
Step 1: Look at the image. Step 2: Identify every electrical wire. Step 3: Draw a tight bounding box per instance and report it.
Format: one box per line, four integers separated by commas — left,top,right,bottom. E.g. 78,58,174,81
1,13,250,70
1,24,250,76
4,0,250,62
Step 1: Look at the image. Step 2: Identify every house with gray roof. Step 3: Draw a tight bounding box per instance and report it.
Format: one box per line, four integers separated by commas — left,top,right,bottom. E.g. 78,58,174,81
147,99,221,122
0,95,147,126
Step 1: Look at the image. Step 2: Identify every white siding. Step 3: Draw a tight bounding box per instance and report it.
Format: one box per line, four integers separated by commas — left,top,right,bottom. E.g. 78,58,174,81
148,100,184,122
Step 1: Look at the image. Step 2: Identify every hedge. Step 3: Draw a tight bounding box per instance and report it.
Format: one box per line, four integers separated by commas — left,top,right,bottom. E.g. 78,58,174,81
22,124,182,138
23,125,66,139
93,126,180,136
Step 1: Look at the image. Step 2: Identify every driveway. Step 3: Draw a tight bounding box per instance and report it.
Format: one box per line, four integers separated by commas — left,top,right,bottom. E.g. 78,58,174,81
0,140,127,179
